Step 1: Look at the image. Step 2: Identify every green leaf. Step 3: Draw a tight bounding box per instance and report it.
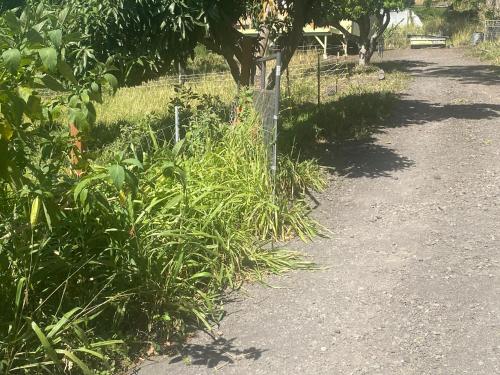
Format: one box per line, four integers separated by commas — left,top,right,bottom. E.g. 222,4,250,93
26,28,45,44
69,109,89,132
89,340,124,348
172,138,185,158
63,32,82,43
30,197,41,227
58,350,92,375
73,173,106,202
42,201,52,231
0,121,13,141
3,11,21,33
26,28,45,45
35,2,44,18
18,87,33,102
25,95,43,120
75,348,105,360
48,30,63,49
189,272,212,280
108,164,125,190
2,49,21,74
58,7,70,25
47,307,81,339
79,188,88,207
58,60,77,84
15,277,26,308
104,73,118,93
38,47,58,72
41,75,66,92
89,82,102,103
31,321,61,366
123,158,143,169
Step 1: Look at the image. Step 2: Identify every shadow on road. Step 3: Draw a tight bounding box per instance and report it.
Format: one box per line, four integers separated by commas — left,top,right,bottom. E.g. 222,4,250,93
376,59,435,74
168,337,267,369
376,58,500,86
320,141,415,179
419,64,500,86
391,95,500,126
282,88,499,179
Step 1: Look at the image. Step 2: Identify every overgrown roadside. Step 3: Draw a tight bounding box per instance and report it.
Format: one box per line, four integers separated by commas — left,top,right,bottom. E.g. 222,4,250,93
138,48,500,375
471,41,500,65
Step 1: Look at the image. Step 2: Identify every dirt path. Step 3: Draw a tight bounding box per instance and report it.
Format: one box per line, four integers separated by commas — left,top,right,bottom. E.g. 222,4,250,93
137,48,500,375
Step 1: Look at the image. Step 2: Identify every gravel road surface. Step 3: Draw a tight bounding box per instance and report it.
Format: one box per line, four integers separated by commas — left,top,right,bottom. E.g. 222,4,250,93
136,48,500,375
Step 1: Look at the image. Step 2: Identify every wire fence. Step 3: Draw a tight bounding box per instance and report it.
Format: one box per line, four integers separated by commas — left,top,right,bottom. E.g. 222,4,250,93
485,20,500,41
103,47,351,167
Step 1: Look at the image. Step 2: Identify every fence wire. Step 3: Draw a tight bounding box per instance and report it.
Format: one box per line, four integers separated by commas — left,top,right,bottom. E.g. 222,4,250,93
485,20,500,41
99,47,350,163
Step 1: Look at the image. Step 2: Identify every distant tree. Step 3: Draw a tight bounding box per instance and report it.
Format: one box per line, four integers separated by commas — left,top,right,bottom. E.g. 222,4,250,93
322,0,405,65
203,0,318,86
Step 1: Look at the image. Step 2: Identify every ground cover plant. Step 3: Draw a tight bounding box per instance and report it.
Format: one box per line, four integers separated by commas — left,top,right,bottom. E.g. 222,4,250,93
472,40,500,64
0,2,413,372
0,6,327,374
413,6,480,45
279,64,409,156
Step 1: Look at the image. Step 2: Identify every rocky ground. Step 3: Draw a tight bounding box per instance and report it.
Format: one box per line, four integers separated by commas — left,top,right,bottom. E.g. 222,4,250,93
136,48,500,375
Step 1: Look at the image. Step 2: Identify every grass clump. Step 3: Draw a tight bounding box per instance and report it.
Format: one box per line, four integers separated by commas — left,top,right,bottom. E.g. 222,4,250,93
384,24,423,49
412,6,480,45
280,66,409,155
0,97,325,373
471,41,500,65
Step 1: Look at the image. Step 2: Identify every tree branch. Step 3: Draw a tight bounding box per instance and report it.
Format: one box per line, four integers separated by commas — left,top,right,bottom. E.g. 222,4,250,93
371,10,391,42
331,20,360,43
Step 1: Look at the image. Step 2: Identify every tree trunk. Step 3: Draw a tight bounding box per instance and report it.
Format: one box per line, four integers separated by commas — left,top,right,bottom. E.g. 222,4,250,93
358,40,376,65
239,37,257,86
265,0,314,88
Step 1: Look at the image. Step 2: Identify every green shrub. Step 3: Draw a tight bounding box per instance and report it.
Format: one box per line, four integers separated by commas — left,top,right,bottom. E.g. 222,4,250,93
1,88,325,374
384,24,424,49
187,45,228,74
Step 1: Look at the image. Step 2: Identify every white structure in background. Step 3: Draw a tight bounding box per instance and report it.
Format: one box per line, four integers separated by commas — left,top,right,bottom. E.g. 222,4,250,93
388,9,423,28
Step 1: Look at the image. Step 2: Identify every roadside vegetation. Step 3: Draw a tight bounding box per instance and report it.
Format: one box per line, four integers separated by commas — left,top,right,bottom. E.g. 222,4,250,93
472,40,500,64
0,1,411,374
384,4,482,49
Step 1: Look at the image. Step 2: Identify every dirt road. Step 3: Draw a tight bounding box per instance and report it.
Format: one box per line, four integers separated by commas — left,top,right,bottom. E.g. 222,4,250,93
137,48,500,375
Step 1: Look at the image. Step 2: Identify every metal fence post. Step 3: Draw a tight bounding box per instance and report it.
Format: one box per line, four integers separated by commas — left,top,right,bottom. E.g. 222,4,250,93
272,52,282,182
174,106,180,143
286,67,290,97
317,53,321,107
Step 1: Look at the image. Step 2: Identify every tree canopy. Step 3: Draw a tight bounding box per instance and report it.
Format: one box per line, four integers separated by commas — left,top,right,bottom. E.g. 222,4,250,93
322,0,406,65
39,0,319,86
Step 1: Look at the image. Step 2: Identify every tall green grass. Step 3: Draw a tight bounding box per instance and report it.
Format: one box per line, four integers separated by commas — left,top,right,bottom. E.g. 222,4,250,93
472,41,500,65
280,66,409,153
0,99,325,373
413,6,480,44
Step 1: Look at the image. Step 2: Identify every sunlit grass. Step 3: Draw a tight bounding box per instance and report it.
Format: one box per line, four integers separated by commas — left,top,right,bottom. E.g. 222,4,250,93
471,41,500,65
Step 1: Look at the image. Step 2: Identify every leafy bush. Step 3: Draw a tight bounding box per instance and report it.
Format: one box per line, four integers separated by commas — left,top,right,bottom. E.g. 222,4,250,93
0,7,326,373
413,6,479,40
187,45,228,74
384,24,423,49
1,99,325,373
